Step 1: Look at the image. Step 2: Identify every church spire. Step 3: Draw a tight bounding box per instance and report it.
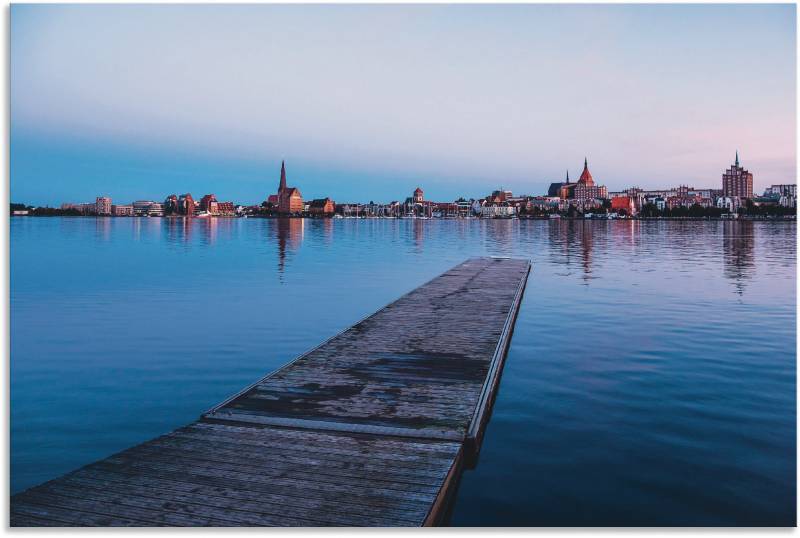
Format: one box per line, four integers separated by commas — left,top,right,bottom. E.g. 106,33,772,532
566,169,570,184
584,157,588,170
279,160,287,193
735,150,739,167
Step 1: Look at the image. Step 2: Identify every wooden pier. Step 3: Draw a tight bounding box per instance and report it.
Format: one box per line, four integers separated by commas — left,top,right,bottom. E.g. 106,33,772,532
11,257,531,527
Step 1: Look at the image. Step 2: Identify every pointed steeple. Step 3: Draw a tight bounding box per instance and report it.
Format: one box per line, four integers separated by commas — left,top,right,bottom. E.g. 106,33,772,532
566,169,570,184
279,160,287,193
735,150,739,167
578,157,594,186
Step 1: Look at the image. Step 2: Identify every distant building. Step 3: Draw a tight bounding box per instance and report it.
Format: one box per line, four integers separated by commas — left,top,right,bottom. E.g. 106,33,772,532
480,201,515,218
62,202,96,214
716,196,741,213
490,189,513,202
610,196,636,215
216,201,235,216
548,170,571,197
764,184,797,207
413,187,424,204
149,203,164,217
722,151,753,199
199,194,217,212
134,200,162,216
178,194,196,216
309,198,335,216
764,184,796,198
270,161,303,214
557,159,608,202
164,195,179,215
112,204,134,216
96,196,112,215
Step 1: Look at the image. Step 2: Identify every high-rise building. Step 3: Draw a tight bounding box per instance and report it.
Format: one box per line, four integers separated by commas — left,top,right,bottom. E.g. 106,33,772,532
95,196,112,215
722,151,753,199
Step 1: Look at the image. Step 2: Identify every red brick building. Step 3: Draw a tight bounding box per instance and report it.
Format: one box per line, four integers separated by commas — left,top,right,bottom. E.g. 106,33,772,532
273,161,303,214
559,158,609,202
611,196,636,215
309,198,335,216
722,151,753,199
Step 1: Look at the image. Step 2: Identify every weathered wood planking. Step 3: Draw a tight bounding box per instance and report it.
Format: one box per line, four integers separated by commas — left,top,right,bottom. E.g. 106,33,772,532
11,257,531,527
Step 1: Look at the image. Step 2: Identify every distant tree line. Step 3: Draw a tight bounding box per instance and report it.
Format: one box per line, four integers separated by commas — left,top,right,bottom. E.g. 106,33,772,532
10,203,82,216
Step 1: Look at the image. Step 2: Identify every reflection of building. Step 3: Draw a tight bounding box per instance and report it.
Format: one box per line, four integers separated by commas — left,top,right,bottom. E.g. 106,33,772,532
95,196,112,215
722,151,753,199
275,218,304,274
722,221,754,296
272,161,303,214
549,219,595,281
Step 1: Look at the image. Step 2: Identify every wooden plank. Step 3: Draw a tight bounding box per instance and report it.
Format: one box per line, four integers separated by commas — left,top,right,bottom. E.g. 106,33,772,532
11,257,531,527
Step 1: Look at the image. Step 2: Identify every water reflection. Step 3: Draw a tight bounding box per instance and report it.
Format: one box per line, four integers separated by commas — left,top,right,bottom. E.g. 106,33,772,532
722,221,755,295
165,217,193,245
548,220,596,282
276,218,304,276
95,217,111,242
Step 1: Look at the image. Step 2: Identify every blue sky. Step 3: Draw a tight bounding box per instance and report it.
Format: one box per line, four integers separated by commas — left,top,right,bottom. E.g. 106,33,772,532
11,4,796,206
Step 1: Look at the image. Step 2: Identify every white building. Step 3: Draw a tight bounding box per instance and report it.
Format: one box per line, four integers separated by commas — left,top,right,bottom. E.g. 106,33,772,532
716,196,741,213
95,196,112,215
112,204,134,216
480,202,516,218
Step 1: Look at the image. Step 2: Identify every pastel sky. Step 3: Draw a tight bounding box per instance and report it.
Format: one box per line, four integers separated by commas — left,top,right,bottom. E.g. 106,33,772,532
11,4,796,205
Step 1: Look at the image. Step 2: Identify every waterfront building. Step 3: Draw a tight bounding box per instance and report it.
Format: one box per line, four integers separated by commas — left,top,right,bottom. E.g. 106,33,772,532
527,196,561,212
270,161,304,214
164,195,179,215
764,184,797,198
479,201,515,218
309,198,335,216
548,170,571,197
62,202,97,214
178,194,196,216
149,203,164,216
610,196,636,215
405,188,431,216
722,151,753,199
199,194,217,212
558,159,608,202
716,196,741,213
112,204,134,216
133,200,162,216
763,184,797,207
215,201,235,216
95,196,112,216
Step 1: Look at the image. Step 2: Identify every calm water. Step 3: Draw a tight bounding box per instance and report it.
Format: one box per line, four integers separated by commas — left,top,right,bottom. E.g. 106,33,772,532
10,217,796,526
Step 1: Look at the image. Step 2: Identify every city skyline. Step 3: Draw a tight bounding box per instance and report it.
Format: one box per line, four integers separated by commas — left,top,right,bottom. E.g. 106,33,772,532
11,4,796,205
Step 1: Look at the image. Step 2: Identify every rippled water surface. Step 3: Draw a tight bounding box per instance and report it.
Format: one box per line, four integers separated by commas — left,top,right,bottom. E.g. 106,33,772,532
10,217,796,525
